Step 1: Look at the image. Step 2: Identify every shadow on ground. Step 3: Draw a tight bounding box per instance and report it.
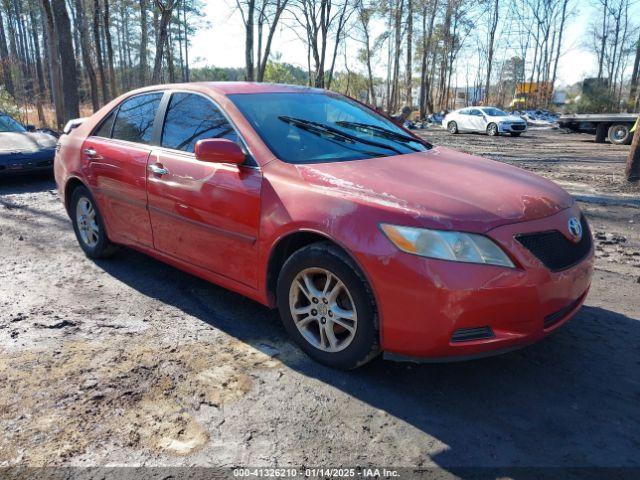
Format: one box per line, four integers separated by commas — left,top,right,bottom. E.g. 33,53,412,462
94,246,640,476
0,173,55,195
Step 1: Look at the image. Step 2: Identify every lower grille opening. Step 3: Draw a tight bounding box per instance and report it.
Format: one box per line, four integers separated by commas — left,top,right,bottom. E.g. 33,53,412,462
451,326,495,343
544,295,584,329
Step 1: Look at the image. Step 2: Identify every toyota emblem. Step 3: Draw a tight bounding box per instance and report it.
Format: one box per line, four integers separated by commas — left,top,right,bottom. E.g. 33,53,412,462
568,217,582,242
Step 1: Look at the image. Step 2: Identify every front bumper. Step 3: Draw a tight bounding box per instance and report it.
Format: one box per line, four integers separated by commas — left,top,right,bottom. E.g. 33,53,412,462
0,150,55,175
498,123,528,134
368,205,594,359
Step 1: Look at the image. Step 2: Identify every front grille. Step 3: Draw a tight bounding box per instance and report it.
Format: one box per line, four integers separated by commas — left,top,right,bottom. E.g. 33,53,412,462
451,326,494,343
544,295,585,329
511,124,526,131
516,216,592,271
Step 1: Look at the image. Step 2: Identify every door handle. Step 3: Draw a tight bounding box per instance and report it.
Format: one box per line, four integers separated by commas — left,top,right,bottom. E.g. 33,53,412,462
148,163,169,175
83,147,97,157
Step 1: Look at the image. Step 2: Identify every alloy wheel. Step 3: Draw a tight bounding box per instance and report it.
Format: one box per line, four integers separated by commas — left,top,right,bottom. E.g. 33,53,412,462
289,267,358,352
75,196,100,248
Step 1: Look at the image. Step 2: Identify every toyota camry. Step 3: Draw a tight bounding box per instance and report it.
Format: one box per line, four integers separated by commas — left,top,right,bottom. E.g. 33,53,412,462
54,83,593,369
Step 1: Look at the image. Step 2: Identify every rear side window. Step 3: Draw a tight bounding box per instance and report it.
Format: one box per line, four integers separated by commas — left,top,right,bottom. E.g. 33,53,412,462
161,92,238,153
93,110,115,138
111,92,162,144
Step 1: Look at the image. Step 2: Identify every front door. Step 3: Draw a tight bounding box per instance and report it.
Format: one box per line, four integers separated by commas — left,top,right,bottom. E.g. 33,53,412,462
146,92,262,288
83,91,163,247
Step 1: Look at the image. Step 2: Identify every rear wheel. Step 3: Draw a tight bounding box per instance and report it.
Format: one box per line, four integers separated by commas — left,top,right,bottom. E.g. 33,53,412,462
277,242,379,369
487,123,498,136
447,121,459,134
70,186,116,259
608,123,633,145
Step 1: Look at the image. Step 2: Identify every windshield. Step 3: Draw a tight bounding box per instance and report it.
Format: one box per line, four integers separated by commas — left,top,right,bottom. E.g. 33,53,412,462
229,92,429,164
0,114,26,133
482,108,508,117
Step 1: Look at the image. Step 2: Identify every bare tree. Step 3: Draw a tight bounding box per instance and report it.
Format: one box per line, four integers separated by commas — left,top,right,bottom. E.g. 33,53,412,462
151,0,177,83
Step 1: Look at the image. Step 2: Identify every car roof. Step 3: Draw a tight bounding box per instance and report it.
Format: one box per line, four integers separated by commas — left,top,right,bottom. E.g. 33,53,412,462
129,81,327,97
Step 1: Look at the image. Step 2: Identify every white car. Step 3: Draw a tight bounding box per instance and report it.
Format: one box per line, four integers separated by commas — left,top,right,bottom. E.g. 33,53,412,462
442,107,528,137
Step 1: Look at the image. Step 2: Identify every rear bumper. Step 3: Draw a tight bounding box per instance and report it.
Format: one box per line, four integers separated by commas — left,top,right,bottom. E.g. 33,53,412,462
367,205,594,359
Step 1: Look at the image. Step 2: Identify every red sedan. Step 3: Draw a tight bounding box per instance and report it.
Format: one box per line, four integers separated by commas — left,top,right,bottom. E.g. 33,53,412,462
55,83,594,369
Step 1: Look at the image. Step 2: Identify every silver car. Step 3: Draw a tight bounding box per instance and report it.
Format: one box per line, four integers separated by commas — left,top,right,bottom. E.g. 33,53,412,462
442,107,528,137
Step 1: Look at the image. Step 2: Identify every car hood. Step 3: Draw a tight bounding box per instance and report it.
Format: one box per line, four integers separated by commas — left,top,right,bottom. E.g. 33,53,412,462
0,132,57,154
491,115,526,123
296,147,573,232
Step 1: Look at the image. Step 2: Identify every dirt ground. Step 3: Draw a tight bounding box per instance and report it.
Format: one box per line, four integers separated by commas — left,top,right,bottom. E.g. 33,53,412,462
0,128,639,474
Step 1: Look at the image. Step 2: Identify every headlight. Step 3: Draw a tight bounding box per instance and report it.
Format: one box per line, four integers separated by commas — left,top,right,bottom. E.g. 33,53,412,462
380,224,515,267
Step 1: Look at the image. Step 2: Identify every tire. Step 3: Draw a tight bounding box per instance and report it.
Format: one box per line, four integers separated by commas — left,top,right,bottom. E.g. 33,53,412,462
510,132,522,137
487,123,498,136
447,121,459,134
70,185,117,259
276,242,380,369
608,123,633,145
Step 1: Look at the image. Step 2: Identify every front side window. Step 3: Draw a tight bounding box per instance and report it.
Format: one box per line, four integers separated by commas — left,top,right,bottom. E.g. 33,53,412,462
229,92,428,164
111,92,162,144
0,114,26,133
161,93,238,153
93,110,116,138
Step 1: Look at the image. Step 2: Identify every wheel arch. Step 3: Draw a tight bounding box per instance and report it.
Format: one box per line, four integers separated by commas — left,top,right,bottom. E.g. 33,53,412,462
63,176,87,214
265,229,380,329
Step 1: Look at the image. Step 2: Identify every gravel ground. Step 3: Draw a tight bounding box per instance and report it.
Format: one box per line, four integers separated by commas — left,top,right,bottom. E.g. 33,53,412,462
0,128,639,474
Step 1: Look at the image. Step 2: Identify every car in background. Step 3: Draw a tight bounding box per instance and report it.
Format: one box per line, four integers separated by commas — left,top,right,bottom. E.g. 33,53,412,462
0,112,58,175
443,107,528,137
55,83,593,369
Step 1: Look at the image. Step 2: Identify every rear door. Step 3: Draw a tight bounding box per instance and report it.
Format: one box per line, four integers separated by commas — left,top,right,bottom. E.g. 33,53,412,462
456,109,472,130
83,92,163,247
146,92,262,288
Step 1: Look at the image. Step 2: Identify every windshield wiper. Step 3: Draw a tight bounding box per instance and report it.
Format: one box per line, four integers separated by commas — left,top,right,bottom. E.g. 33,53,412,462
335,121,421,151
278,116,402,154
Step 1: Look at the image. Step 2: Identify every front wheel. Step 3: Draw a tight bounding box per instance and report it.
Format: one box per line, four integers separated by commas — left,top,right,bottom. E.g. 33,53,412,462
70,186,116,259
487,123,499,136
447,121,459,134
277,242,379,369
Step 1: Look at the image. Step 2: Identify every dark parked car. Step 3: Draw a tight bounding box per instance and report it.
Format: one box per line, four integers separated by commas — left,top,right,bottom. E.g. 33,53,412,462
0,112,58,175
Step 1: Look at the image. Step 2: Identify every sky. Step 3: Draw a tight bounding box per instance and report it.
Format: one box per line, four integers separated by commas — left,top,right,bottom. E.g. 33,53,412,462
191,1,636,88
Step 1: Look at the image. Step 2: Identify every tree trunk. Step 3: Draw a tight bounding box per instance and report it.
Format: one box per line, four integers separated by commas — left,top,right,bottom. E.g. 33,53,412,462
257,0,287,82
74,0,99,111
418,0,437,118
103,0,116,94
40,0,65,128
93,0,109,102
151,0,176,84
183,0,189,81
244,0,255,81
628,34,640,109
597,0,608,79
139,0,149,85
484,0,499,104
0,9,15,96
28,2,47,123
51,0,80,121
405,0,412,107
625,122,640,181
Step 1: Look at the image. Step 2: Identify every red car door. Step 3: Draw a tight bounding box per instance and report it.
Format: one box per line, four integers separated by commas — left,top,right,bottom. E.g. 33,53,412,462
83,92,163,248
146,92,262,288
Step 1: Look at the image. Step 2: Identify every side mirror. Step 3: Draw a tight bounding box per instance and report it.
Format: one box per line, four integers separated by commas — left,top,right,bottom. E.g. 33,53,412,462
194,138,246,165
25,124,36,132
